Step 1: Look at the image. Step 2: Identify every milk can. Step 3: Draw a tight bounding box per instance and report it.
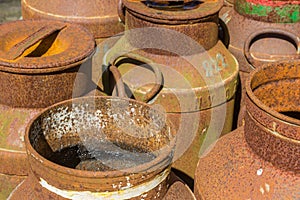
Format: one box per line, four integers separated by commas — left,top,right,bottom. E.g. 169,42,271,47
21,0,124,44
101,0,239,180
221,0,300,125
195,61,300,199
8,96,176,199
0,20,95,199
21,0,125,85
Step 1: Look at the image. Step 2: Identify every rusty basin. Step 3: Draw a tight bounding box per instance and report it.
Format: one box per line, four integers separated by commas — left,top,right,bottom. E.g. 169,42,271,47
195,61,300,199
8,96,177,199
101,0,239,180
220,0,300,126
0,20,95,199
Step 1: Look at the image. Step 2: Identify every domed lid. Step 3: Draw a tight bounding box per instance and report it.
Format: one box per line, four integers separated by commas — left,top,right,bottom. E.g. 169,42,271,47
122,0,223,23
21,0,124,38
0,20,95,73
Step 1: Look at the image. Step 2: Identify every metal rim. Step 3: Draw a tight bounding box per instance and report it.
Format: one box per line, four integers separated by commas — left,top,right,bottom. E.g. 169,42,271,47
25,96,175,179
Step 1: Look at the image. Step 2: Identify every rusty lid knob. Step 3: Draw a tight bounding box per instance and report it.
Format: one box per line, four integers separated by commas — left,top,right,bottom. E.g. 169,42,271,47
0,20,95,73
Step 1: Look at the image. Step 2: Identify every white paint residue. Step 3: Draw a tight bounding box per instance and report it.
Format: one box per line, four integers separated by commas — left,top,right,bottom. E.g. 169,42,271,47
265,183,270,192
257,168,263,176
259,186,265,195
39,168,170,200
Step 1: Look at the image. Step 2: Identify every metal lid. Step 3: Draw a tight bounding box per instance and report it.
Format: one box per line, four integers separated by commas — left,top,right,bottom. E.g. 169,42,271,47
21,0,124,38
0,20,95,73
122,0,223,23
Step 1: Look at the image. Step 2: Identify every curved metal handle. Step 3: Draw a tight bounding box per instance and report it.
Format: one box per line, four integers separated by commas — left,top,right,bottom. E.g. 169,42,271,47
118,0,125,24
244,28,300,69
218,18,230,48
107,52,163,103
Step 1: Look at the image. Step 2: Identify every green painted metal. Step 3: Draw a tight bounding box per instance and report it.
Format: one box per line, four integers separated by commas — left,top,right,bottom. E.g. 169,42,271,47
235,0,300,23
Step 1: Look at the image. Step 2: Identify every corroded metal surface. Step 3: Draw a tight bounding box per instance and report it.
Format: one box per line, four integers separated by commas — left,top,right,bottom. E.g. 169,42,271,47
121,0,223,51
235,0,300,23
163,181,195,200
0,20,95,198
101,40,238,180
0,173,25,200
0,105,41,176
104,0,239,180
223,9,300,74
21,0,124,39
194,62,300,199
0,20,95,108
244,62,300,170
221,1,300,125
0,0,21,23
9,96,176,199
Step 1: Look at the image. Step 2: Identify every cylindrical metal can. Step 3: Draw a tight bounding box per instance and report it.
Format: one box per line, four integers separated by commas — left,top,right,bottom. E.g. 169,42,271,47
221,0,300,126
195,61,300,199
0,19,95,199
21,0,125,86
102,0,239,179
9,96,175,200
21,0,124,43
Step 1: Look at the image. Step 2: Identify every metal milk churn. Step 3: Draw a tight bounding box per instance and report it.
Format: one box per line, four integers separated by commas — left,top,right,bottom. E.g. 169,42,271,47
221,0,300,125
21,0,124,44
103,0,239,180
0,20,95,199
8,96,176,200
21,0,125,85
195,61,300,199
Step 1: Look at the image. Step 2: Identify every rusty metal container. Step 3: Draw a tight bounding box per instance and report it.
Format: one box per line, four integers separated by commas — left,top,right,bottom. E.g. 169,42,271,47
21,0,124,43
220,0,300,126
0,19,95,199
8,96,178,199
21,0,125,87
195,61,300,199
101,0,239,180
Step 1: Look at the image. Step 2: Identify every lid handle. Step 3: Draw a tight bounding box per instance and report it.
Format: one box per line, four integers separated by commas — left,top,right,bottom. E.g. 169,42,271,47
5,24,67,60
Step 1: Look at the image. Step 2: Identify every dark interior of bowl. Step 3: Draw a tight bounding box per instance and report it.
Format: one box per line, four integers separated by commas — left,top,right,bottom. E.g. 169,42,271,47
250,62,300,120
29,97,173,171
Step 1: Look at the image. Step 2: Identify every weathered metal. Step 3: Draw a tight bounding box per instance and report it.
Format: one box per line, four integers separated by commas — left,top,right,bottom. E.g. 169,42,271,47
221,0,300,126
235,0,300,23
195,61,300,199
21,0,124,43
101,0,239,179
0,19,95,199
119,0,223,51
9,96,176,199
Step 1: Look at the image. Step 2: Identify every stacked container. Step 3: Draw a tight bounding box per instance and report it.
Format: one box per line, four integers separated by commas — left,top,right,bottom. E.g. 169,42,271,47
104,0,239,179
0,19,95,198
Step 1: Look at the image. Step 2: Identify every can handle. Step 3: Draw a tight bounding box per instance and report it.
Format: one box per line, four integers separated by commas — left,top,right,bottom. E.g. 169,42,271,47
218,18,229,48
107,52,163,103
118,0,126,24
5,24,67,60
244,28,300,69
